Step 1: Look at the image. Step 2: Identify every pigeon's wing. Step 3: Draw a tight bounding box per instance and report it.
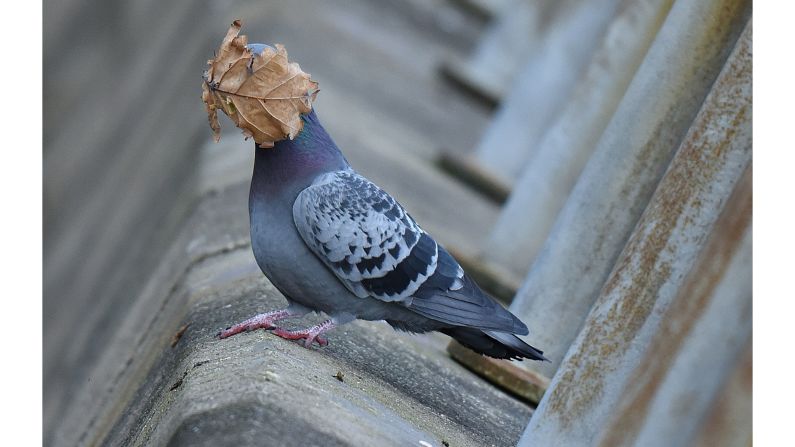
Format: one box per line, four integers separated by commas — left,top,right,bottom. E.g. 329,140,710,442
293,170,527,334
293,170,435,302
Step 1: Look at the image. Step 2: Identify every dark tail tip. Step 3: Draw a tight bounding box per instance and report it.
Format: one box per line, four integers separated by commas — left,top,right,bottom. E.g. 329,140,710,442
442,327,548,361
485,330,549,361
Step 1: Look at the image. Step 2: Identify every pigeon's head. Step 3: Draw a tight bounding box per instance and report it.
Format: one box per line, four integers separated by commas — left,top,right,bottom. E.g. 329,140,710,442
202,23,319,149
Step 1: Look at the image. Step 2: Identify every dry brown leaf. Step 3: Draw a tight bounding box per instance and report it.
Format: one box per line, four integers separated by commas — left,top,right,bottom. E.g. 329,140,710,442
201,20,319,148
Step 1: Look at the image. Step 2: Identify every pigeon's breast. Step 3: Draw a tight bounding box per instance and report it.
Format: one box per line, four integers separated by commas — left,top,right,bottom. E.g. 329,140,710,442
248,195,365,316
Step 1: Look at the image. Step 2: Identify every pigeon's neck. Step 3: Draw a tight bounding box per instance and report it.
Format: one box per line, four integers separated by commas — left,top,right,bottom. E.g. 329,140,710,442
251,110,349,200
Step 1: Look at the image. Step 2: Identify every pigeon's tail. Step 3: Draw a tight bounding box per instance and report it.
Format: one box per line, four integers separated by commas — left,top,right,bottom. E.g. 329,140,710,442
442,327,548,361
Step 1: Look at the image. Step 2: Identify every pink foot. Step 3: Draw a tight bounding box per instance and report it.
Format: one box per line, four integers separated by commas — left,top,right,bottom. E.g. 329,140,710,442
218,309,294,339
271,320,336,348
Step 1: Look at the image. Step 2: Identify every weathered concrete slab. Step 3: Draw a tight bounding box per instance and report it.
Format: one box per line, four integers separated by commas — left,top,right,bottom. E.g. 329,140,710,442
483,0,675,276
518,18,752,445
595,172,752,447
692,342,752,447
44,1,221,441
440,0,556,106
507,0,751,380
468,0,623,185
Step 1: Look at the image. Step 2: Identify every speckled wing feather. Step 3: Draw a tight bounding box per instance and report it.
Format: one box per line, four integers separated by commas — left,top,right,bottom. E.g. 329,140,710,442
293,170,527,334
293,170,449,302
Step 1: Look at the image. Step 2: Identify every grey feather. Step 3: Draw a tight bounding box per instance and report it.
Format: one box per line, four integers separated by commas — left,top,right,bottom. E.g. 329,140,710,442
294,170,437,302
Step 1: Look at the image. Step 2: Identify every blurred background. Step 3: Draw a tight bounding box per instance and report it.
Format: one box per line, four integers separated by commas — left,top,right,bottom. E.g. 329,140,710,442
44,0,752,446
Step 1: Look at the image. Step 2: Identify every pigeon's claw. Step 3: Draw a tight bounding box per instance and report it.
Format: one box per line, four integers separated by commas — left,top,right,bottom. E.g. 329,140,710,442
218,309,295,339
272,328,328,347
271,319,336,348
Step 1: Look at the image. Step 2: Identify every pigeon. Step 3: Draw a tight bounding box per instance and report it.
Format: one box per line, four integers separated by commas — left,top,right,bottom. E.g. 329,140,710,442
218,46,546,361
